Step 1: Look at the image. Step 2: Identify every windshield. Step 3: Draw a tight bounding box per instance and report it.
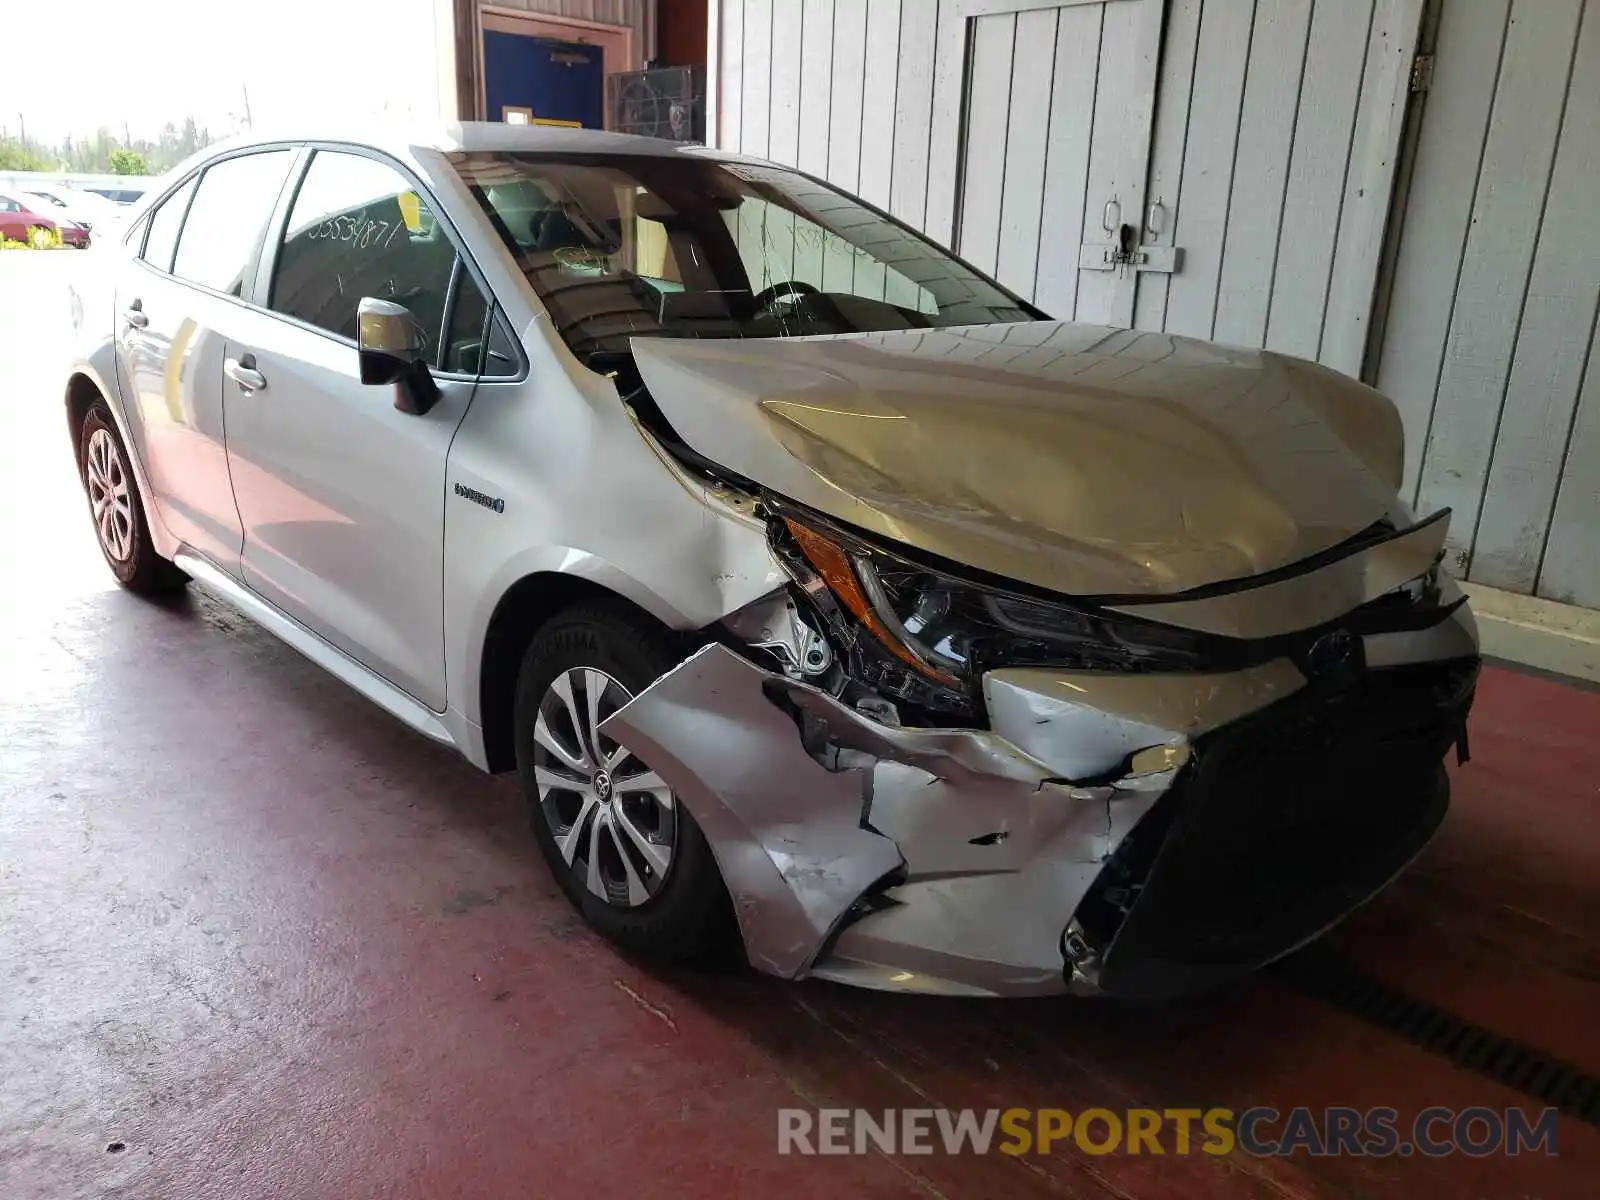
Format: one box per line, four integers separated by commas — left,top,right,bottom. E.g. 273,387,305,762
449,151,1036,362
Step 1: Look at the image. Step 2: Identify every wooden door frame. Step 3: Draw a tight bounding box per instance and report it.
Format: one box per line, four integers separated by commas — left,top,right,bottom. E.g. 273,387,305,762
706,0,722,146
1361,0,1443,383
1317,0,1429,377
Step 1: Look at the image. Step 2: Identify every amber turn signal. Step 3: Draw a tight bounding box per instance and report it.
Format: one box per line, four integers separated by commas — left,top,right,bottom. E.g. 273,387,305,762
783,518,961,686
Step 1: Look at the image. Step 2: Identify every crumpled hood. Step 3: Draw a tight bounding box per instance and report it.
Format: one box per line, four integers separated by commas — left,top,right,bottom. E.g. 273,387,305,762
630,322,1404,597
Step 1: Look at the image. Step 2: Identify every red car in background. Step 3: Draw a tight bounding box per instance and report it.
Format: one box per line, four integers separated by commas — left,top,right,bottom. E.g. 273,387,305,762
0,191,90,248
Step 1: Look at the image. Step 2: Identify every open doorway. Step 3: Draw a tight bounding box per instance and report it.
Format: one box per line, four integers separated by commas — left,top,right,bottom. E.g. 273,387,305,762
478,8,636,129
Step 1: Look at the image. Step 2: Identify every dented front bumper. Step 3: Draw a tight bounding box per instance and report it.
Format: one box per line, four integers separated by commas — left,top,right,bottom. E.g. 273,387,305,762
600,610,1478,999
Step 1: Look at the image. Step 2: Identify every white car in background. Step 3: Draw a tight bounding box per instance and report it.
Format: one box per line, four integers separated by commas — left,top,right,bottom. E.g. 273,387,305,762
60,124,1480,1000
22,184,117,237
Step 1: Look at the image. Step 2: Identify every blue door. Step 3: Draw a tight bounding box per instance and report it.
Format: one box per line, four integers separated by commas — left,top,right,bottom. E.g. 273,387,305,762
483,33,606,129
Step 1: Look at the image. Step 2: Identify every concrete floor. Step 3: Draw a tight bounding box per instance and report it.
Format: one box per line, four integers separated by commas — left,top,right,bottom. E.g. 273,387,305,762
2,252,1597,1198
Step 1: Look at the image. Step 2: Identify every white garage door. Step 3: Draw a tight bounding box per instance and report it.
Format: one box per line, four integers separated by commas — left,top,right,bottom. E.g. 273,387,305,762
951,0,1421,376
714,0,1422,378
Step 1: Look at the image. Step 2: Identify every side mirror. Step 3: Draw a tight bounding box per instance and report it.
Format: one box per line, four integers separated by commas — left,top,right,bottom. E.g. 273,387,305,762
357,297,440,415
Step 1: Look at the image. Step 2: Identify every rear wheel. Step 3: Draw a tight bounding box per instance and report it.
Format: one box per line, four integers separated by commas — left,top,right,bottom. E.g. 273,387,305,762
513,603,734,961
78,403,187,594
27,226,53,250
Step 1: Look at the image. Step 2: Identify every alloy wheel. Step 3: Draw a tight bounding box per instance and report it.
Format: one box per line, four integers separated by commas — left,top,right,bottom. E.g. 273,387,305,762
84,427,134,563
531,667,677,908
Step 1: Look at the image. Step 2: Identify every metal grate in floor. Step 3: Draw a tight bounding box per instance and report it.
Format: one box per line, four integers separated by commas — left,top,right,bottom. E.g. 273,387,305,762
1274,951,1600,1126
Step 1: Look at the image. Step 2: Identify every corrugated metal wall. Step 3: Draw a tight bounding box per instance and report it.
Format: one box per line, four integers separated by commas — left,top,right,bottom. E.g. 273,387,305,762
713,0,1600,607
1375,0,1600,607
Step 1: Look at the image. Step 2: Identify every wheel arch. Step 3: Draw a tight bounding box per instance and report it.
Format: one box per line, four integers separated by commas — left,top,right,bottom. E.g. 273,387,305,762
64,367,115,451
65,362,179,563
477,572,683,774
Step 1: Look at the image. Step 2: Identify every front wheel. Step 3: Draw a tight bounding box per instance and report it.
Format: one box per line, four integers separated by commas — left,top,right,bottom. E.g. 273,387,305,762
27,226,54,250
513,603,734,962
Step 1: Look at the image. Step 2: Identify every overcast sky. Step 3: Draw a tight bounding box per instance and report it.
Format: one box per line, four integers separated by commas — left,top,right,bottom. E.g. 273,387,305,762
0,0,447,144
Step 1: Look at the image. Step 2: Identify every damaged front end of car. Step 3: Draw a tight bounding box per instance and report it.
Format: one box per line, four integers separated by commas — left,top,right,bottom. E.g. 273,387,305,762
600,498,1479,1000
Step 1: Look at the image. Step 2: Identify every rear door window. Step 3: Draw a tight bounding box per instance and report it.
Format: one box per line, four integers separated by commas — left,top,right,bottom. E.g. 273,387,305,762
171,151,296,296
140,176,198,272
269,150,458,352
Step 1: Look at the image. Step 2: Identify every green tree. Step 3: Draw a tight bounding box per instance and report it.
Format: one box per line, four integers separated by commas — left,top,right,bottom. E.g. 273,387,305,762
109,147,149,175
0,140,50,171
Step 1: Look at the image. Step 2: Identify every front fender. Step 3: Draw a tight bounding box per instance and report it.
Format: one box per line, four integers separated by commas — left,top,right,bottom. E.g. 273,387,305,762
451,544,707,730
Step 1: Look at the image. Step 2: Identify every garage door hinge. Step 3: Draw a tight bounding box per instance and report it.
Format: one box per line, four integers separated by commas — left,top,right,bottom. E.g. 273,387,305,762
1409,53,1435,93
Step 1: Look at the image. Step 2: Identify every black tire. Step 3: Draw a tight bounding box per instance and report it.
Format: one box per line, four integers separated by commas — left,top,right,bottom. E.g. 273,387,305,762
513,602,734,962
77,402,188,595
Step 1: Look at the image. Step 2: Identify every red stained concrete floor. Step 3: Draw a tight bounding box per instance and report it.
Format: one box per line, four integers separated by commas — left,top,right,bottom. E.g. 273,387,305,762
2,254,1598,1198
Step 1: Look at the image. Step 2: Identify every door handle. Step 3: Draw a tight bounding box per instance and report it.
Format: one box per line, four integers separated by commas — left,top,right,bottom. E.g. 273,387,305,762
1101,196,1121,235
224,354,267,394
123,299,148,329
1145,197,1166,241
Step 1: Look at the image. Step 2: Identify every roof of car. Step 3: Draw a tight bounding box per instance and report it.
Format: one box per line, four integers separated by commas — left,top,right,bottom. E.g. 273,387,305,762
202,121,746,163
123,124,765,225
445,122,738,158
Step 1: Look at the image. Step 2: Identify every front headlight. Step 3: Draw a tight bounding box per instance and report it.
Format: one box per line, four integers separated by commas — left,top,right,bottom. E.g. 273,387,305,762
776,512,1217,721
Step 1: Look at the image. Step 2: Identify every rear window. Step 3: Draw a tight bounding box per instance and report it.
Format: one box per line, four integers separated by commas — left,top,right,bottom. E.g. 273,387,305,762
140,177,198,272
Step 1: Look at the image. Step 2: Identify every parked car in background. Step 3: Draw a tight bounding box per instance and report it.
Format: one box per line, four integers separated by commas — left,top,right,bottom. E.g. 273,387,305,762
83,185,147,206
23,184,118,234
61,125,1479,1001
0,191,87,248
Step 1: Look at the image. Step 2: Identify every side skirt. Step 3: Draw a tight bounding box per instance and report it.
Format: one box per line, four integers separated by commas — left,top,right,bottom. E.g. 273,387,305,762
174,552,461,752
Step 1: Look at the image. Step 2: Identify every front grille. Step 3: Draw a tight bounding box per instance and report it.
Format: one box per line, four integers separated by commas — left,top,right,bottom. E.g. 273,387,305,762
1079,658,1477,1001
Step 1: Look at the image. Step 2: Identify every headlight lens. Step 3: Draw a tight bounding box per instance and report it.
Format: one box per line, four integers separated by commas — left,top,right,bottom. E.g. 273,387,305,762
852,554,1214,676
778,515,1215,712
776,510,1465,726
